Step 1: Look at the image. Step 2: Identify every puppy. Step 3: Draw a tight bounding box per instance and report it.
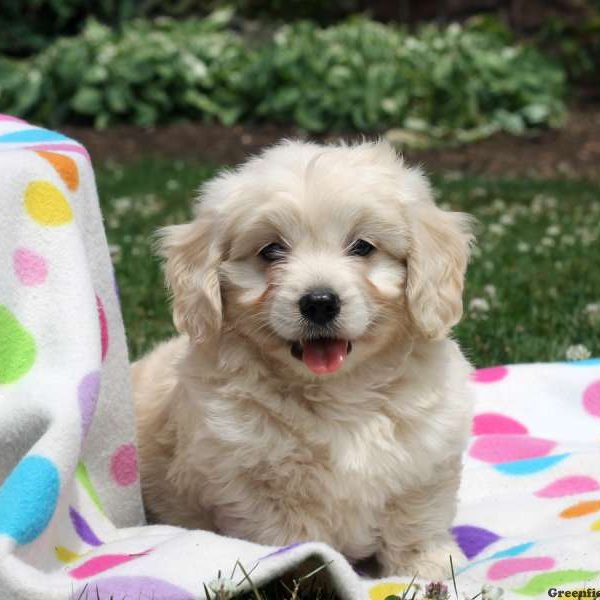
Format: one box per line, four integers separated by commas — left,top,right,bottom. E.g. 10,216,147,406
133,140,474,579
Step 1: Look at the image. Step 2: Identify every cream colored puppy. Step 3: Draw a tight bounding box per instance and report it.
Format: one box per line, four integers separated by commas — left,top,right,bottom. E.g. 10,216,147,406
133,140,474,579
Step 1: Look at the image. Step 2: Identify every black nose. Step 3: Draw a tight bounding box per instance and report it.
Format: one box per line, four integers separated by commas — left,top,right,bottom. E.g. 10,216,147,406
299,289,341,326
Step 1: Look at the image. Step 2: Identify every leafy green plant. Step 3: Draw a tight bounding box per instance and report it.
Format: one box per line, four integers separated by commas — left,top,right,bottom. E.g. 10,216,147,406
0,13,567,138
245,18,566,138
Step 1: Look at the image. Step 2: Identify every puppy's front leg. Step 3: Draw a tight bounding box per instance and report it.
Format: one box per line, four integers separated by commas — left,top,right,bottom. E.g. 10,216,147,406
216,494,334,549
377,455,464,580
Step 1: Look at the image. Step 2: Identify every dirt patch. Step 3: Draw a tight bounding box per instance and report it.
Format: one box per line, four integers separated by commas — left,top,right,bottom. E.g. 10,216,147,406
63,106,600,179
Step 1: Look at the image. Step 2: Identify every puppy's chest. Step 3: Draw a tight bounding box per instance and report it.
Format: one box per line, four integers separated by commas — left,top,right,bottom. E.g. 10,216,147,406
256,411,420,502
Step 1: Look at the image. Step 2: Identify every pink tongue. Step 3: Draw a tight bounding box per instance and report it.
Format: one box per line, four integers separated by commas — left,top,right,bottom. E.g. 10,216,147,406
302,339,348,375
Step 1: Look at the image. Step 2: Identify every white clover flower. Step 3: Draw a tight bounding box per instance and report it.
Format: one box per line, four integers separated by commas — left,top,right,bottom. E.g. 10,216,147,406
561,234,576,246
166,179,180,191
566,344,592,361
585,303,600,325
541,237,555,247
484,284,497,298
470,297,490,312
581,229,598,246
113,196,133,215
499,214,514,226
491,198,506,211
546,224,561,236
138,194,164,217
517,241,530,253
489,223,505,236
207,576,237,597
481,584,504,600
585,303,600,314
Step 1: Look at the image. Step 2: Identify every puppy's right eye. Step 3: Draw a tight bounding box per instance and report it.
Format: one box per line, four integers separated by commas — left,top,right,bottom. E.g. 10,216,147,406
259,242,287,262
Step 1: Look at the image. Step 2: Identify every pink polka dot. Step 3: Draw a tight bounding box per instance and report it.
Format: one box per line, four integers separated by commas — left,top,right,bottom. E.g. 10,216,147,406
471,366,509,383
110,443,138,486
96,294,109,361
469,435,555,463
473,413,528,436
583,380,600,418
487,557,555,581
69,550,150,579
0,114,26,123
535,476,600,498
13,248,48,286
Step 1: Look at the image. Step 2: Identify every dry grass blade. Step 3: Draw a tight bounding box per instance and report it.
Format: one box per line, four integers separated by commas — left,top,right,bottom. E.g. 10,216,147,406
297,560,333,582
400,573,418,600
236,560,264,600
450,555,459,600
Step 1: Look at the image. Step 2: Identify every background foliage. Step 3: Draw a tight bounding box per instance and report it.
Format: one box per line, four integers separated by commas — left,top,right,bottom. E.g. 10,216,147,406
0,13,566,139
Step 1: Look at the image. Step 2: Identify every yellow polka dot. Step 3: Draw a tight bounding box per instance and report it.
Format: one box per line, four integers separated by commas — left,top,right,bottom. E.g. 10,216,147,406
25,181,73,226
369,582,409,600
55,545,81,563
591,519,600,531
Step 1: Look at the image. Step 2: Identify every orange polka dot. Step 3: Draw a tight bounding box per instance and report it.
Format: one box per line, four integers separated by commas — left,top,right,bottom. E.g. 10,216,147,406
560,500,600,518
36,151,79,191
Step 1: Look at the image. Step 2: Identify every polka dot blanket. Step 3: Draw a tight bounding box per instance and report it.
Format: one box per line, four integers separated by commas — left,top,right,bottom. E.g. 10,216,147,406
0,115,599,600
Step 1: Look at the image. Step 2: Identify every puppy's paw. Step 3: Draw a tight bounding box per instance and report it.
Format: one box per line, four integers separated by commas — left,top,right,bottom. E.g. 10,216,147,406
379,538,463,581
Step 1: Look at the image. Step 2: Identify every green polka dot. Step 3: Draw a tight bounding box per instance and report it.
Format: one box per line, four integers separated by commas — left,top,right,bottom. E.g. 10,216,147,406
514,570,600,596
0,306,36,384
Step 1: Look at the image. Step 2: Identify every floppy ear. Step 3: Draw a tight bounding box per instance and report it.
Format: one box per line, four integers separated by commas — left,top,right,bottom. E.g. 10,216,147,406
405,199,474,340
158,210,223,343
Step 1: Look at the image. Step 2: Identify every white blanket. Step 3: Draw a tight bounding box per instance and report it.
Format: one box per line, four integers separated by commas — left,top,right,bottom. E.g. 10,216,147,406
1,114,599,600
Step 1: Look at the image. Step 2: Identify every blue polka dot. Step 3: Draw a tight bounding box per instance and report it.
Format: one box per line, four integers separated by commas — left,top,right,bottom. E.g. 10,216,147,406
0,455,60,544
490,542,534,559
494,453,569,476
565,358,600,367
0,129,71,144
455,541,535,575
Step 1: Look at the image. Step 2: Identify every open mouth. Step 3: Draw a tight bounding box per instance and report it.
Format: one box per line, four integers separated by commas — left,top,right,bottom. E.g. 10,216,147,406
290,338,352,375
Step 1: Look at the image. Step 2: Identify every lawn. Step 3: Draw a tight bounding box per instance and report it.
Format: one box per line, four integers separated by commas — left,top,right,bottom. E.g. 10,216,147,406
96,159,600,368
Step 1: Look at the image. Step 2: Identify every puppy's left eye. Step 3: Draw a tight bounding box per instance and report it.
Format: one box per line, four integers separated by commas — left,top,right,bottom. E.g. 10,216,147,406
259,242,287,262
348,239,376,257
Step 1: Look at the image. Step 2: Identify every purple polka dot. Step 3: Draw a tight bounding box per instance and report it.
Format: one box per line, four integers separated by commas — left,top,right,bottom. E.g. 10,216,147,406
78,371,100,439
452,525,500,559
73,576,194,599
259,542,304,560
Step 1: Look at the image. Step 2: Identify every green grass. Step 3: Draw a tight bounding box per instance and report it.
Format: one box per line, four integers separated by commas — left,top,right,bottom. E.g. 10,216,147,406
96,159,600,367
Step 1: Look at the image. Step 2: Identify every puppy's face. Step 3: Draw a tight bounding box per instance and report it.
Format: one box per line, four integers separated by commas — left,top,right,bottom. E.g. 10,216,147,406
162,141,473,378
